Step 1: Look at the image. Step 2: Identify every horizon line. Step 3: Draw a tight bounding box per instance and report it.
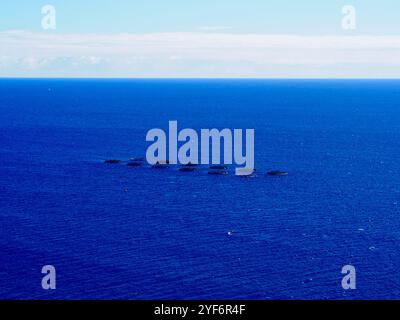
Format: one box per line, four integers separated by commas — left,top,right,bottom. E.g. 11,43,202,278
1,77,400,80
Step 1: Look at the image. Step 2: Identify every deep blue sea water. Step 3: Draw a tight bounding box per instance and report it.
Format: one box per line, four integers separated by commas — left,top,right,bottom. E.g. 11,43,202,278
1,79,400,300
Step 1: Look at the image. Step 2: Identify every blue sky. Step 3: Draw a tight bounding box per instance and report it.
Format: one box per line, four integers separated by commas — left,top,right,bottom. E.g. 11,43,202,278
1,0,400,34
1,1,400,77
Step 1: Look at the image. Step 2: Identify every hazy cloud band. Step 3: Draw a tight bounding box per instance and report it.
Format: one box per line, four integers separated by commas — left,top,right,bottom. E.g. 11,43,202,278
1,30,400,77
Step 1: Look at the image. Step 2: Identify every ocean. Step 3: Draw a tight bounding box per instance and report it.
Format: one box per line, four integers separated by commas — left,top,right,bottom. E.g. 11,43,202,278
1,79,400,299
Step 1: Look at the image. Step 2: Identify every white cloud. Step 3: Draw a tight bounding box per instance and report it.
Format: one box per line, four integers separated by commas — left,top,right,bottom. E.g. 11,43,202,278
1,30,400,77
